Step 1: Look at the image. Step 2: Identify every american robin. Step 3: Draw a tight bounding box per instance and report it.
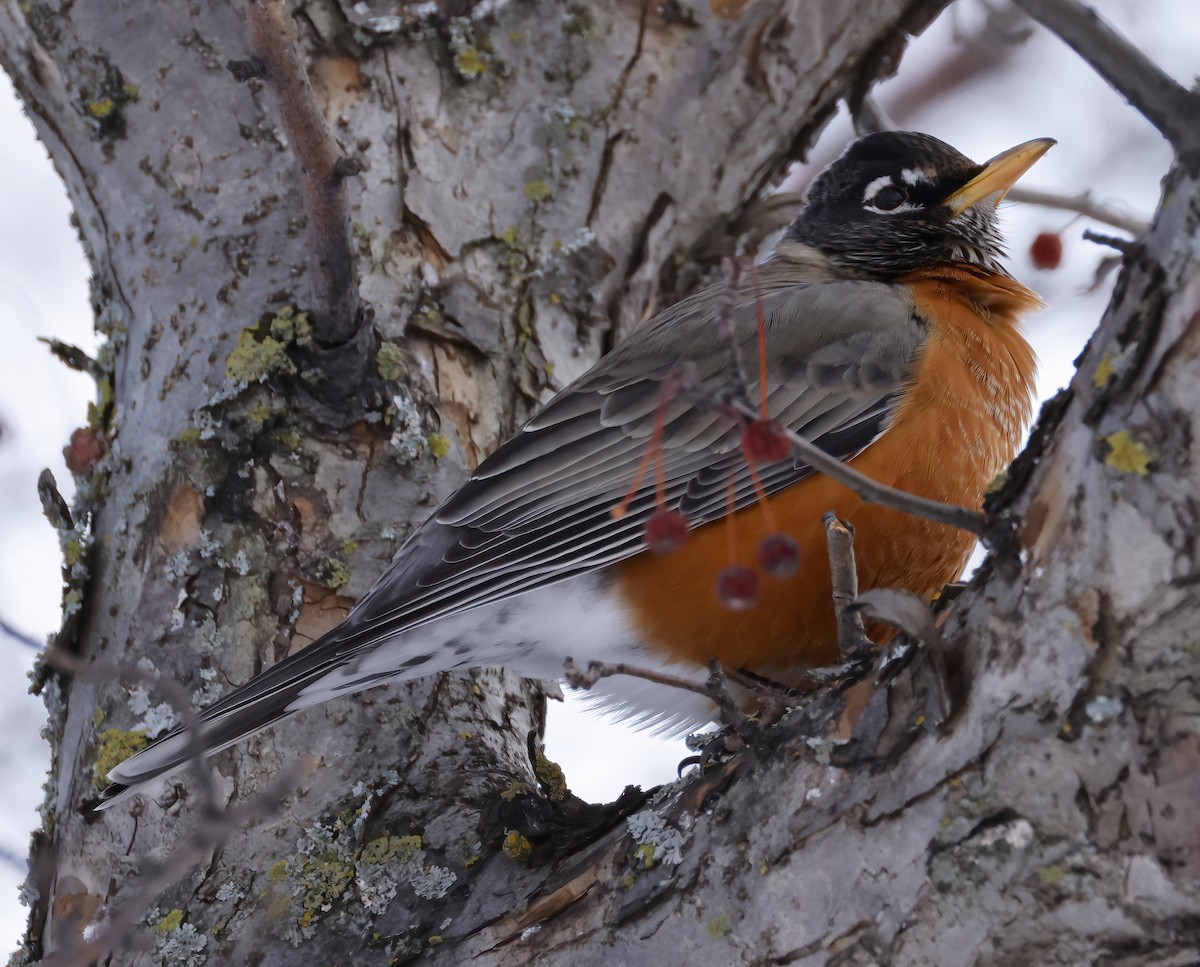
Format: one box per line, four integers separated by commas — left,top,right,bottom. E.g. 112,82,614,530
101,131,1052,807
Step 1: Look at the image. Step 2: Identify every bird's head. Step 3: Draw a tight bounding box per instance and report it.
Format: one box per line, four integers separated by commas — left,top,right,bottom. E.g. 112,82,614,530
784,131,1055,279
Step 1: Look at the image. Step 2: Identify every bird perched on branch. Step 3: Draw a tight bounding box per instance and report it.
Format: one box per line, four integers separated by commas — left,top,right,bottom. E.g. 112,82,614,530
101,131,1052,808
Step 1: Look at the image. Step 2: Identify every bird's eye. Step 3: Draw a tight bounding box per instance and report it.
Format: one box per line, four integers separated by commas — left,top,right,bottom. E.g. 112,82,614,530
870,185,909,211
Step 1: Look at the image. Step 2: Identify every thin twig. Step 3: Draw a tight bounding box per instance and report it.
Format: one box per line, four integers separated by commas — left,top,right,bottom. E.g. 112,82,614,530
564,656,711,701
1082,229,1139,254
729,399,989,538
1007,186,1148,236
822,515,873,662
0,615,43,651
1012,0,1200,155
243,0,359,342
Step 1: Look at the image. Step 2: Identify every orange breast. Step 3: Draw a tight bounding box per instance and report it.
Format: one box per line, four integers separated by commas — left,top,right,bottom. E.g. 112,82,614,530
615,268,1040,678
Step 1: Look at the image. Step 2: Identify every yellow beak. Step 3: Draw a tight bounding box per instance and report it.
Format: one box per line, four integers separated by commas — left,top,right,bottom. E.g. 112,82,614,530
944,138,1056,217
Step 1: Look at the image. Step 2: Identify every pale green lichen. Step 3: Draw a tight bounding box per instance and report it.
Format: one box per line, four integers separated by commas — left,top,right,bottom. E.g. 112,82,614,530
176,426,202,446
317,559,350,590
706,915,731,939
268,305,313,348
523,179,552,203
64,541,85,567
1104,430,1154,474
93,728,148,787
376,342,406,381
225,330,296,384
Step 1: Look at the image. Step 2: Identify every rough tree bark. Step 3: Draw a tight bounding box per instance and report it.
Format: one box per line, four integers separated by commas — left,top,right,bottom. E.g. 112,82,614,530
0,0,991,963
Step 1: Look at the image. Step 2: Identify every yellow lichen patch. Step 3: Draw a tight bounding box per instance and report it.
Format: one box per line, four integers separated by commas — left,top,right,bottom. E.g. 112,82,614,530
175,426,202,446
426,433,450,459
532,748,567,802
93,728,148,787
268,859,289,882
1093,351,1118,388
455,47,486,78
153,909,184,934
706,915,731,938
1104,430,1154,475
86,98,115,118
523,179,552,203
502,831,533,863
1038,865,1065,884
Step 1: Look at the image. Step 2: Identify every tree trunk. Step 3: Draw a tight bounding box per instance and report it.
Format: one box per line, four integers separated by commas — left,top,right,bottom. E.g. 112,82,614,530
0,0,961,962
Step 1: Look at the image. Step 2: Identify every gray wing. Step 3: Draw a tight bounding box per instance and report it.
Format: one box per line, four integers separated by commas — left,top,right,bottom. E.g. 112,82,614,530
342,270,927,642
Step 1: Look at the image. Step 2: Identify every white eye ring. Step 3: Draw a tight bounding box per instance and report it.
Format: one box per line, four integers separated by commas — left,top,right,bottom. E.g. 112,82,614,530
861,175,921,215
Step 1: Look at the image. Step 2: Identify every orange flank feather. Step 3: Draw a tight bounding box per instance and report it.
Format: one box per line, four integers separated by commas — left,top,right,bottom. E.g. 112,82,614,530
616,266,1041,680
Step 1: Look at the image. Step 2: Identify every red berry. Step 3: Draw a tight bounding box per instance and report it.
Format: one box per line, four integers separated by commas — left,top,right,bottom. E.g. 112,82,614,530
64,427,106,473
643,509,689,554
716,565,759,610
757,533,800,578
742,419,791,465
1030,232,1063,270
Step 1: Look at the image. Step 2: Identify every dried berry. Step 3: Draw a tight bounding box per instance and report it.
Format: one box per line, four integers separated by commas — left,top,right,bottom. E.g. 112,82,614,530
643,509,689,554
716,565,759,610
1030,231,1063,270
757,533,800,578
742,419,791,465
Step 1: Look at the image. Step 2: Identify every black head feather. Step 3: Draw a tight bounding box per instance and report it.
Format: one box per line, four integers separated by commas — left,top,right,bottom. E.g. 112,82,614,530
785,131,1008,279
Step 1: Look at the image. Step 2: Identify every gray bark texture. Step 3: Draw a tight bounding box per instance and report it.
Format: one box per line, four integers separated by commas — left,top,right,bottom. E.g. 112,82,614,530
3,0,1198,964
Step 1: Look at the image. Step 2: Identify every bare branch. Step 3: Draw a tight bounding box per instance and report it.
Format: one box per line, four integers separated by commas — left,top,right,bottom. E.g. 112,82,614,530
822,514,873,661
1012,0,1200,155
1006,186,1149,236
243,0,359,343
